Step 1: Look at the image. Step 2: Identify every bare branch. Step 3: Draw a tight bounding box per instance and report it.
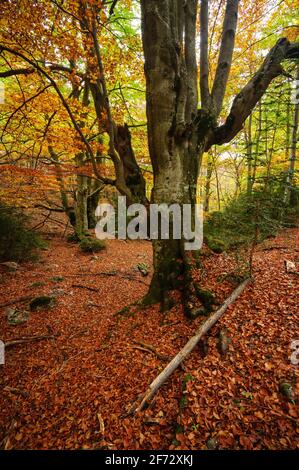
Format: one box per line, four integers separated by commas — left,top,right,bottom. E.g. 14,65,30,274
211,0,239,117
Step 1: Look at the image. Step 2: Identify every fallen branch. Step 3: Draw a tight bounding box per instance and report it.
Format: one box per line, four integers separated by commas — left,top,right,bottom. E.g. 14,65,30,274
71,284,99,292
132,278,251,414
0,295,32,308
30,271,149,285
132,341,170,362
5,335,56,348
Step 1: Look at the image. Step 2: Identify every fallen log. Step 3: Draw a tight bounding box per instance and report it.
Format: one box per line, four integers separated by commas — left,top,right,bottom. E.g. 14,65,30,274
132,278,251,414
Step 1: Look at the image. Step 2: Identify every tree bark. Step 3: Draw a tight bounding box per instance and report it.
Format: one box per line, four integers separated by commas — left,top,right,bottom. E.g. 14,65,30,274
286,64,299,206
141,0,201,313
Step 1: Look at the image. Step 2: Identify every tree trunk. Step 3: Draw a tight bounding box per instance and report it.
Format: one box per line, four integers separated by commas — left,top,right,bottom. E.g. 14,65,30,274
140,0,299,315
75,155,89,238
204,152,213,212
286,64,299,207
141,0,203,314
114,124,148,205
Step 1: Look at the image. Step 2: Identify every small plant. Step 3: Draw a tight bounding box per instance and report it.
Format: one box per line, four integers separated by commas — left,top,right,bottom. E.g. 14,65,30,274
241,390,254,400
50,276,65,282
0,203,46,262
136,262,149,276
79,237,106,253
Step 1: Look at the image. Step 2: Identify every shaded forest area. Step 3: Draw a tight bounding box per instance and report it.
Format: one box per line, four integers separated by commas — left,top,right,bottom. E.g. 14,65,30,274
0,0,299,451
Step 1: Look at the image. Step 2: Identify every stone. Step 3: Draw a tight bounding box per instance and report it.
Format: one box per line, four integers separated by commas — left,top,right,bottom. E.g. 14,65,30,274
6,307,29,326
1,262,19,272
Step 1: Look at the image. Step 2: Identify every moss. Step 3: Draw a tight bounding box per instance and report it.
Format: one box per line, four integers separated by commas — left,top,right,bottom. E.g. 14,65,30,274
206,236,227,254
79,237,106,253
67,233,80,243
30,281,45,288
182,373,194,390
30,295,56,311
50,276,65,282
195,287,216,311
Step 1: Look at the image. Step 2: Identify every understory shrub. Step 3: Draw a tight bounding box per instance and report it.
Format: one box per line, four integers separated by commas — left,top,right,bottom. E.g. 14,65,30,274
0,203,46,262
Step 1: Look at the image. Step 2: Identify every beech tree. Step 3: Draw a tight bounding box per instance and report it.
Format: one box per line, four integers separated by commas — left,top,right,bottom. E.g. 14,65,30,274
140,0,299,315
0,0,147,237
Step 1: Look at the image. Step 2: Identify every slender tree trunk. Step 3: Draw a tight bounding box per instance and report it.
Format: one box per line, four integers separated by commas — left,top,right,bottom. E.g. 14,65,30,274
75,154,89,237
286,65,299,206
245,113,253,194
204,152,213,212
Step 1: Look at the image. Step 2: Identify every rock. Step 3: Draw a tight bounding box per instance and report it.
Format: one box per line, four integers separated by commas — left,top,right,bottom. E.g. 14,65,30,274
217,328,231,356
285,260,297,274
279,382,295,402
29,295,56,311
6,307,29,326
1,262,19,272
195,288,216,312
206,437,218,450
50,288,66,297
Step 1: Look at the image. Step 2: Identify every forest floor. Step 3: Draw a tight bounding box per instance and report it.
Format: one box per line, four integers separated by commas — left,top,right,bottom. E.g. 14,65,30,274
0,227,298,450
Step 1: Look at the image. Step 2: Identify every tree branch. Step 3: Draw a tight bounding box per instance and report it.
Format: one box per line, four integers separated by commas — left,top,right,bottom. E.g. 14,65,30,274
0,67,35,78
211,0,239,117
207,39,299,149
199,0,210,110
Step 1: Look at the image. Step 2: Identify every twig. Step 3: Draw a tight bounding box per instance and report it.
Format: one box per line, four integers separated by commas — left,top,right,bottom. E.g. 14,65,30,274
132,341,170,361
71,284,99,292
0,296,32,308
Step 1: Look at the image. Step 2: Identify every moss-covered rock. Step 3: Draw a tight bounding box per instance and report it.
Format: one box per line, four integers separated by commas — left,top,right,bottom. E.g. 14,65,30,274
6,307,29,325
67,233,80,243
195,287,216,311
206,236,227,254
79,237,106,253
29,295,56,311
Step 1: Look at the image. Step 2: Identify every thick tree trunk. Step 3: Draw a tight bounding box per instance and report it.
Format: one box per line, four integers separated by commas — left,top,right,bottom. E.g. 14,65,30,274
140,0,299,315
141,0,202,314
114,124,148,205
